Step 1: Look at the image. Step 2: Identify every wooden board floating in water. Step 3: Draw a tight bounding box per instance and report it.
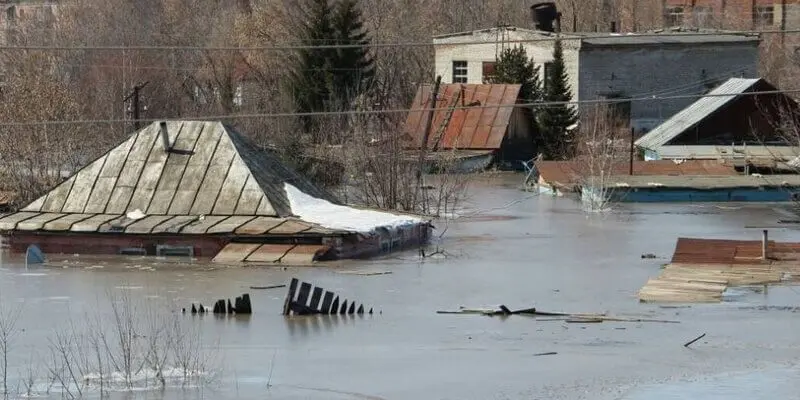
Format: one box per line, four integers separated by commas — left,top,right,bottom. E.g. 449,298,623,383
281,277,375,316
436,305,679,323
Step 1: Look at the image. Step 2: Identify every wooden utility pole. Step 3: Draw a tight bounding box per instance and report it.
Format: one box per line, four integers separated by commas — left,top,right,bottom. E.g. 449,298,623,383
124,81,149,131
415,75,442,212
629,127,635,175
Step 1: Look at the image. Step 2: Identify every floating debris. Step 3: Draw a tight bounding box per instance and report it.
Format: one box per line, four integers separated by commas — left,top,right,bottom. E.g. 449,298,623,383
249,284,286,290
335,270,392,276
282,278,375,316
437,305,679,323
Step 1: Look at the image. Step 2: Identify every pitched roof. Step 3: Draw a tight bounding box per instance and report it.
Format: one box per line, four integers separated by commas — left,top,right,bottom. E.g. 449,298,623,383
635,78,763,150
21,121,334,218
403,84,521,150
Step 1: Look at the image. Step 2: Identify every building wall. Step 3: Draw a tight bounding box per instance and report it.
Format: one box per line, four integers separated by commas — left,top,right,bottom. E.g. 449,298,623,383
664,0,800,29
433,29,581,102
578,43,759,133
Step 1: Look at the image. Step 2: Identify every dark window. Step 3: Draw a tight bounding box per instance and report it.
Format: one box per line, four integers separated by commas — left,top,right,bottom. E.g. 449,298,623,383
452,61,468,83
482,61,496,83
666,6,684,26
755,6,774,27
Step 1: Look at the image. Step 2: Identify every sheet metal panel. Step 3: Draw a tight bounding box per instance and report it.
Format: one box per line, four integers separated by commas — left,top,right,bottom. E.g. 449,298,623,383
0,212,39,230
206,216,256,234
211,243,261,263
43,213,94,231
233,216,285,235
70,214,120,232
16,213,65,231
125,215,175,234
244,244,294,263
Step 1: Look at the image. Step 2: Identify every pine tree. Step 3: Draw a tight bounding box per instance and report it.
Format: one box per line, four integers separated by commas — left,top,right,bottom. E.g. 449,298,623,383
331,0,374,106
289,0,336,130
492,45,541,103
538,39,577,159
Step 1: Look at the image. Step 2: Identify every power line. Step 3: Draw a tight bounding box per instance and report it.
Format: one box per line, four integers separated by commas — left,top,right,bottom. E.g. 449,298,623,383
0,28,787,51
0,87,797,128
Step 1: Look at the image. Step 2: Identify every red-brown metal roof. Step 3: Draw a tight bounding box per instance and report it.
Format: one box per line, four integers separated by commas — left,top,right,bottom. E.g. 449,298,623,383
672,237,800,265
403,84,522,150
535,160,738,191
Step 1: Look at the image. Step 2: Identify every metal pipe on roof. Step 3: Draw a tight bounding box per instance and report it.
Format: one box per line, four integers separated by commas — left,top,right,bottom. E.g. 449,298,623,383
762,229,769,260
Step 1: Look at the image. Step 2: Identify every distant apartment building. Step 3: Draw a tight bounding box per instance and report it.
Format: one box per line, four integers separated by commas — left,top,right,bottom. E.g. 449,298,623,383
0,1,58,45
664,0,800,30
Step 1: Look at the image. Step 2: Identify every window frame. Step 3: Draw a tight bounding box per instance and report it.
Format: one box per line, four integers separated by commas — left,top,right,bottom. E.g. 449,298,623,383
754,5,775,27
452,60,468,83
666,6,684,27
481,61,496,84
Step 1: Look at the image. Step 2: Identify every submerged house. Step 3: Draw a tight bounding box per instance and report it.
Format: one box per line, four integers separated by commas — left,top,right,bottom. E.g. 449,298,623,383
0,121,431,264
581,174,800,203
403,83,534,170
635,78,800,169
534,159,739,195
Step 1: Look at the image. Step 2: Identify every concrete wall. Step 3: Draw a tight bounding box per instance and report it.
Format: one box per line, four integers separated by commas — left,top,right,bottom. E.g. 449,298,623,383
578,43,759,133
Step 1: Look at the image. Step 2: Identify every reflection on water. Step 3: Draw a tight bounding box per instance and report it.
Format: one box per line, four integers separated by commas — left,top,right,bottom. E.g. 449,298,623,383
622,367,800,400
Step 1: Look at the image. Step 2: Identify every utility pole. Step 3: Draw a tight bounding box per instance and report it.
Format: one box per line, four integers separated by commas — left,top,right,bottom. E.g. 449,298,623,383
415,75,442,213
629,127,635,175
123,81,149,131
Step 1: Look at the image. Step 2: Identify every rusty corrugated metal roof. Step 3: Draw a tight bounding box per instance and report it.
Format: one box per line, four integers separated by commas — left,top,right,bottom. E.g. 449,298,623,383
403,84,522,150
672,237,800,265
535,160,738,191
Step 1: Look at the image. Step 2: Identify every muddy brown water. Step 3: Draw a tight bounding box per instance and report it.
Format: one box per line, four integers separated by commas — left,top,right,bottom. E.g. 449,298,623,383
3,174,800,399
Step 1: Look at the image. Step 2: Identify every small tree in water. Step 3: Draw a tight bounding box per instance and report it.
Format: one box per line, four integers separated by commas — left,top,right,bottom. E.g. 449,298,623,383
538,39,577,159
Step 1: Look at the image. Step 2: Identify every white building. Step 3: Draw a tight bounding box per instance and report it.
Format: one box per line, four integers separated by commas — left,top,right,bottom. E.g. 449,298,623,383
433,26,760,133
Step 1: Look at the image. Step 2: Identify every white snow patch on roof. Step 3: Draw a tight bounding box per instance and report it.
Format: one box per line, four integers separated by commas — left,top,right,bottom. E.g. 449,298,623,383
284,183,424,232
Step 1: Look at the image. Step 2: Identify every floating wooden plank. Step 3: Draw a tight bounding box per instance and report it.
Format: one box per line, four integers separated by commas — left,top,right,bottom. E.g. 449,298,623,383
179,215,229,234
206,216,256,234
282,277,373,316
125,215,174,234
244,244,294,263
0,212,40,230
268,220,312,235
212,243,261,263
16,213,66,231
150,215,199,234
43,213,94,231
234,216,286,235
71,214,122,232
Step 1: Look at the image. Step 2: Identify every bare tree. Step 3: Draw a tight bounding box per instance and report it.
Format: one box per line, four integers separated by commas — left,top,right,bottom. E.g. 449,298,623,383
572,103,630,212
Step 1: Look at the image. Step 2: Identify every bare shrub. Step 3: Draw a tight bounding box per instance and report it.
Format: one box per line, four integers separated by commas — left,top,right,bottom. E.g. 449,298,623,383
572,103,631,212
0,301,21,399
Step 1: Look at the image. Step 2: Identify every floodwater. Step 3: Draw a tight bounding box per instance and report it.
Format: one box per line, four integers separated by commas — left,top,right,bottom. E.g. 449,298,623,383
3,173,800,399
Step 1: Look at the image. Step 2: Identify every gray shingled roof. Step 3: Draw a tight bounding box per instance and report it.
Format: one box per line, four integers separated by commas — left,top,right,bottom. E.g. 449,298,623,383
21,121,334,218
635,78,763,151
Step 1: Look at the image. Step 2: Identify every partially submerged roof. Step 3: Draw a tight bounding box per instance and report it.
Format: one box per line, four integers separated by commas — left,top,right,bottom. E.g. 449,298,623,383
535,160,738,190
588,174,800,190
672,237,800,265
21,121,332,218
635,78,763,150
655,145,800,161
403,84,521,150
0,121,427,237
